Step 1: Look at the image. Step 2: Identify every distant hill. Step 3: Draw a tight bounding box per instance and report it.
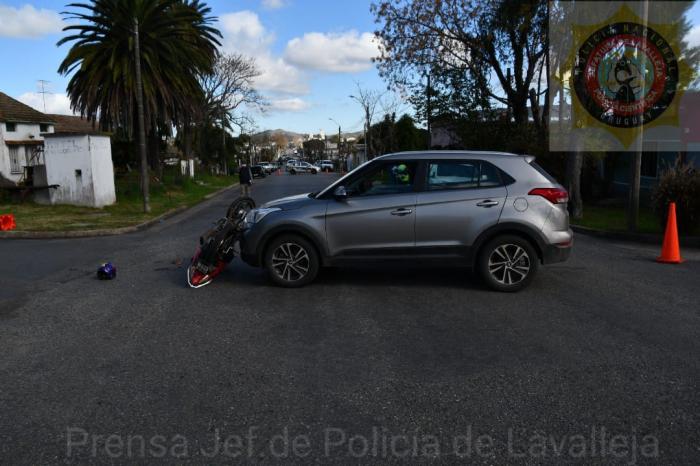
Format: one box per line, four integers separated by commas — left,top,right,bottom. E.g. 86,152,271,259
251,129,304,143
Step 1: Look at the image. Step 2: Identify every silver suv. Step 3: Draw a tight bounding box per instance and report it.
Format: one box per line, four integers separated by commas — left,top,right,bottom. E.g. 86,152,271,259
288,161,320,175
241,151,572,291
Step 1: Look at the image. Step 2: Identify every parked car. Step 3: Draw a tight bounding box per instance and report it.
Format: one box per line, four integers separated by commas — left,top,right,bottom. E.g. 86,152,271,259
250,165,266,178
285,159,299,170
288,161,320,175
240,151,572,292
319,160,334,172
261,162,276,174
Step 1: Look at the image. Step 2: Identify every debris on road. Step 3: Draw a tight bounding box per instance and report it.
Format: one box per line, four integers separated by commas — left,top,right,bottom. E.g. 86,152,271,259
0,214,16,231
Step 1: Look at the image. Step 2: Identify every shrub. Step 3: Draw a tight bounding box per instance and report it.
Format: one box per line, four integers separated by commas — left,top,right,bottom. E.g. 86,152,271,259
651,158,700,235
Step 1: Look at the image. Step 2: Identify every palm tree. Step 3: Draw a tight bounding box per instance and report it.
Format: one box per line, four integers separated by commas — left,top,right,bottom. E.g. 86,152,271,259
57,0,221,211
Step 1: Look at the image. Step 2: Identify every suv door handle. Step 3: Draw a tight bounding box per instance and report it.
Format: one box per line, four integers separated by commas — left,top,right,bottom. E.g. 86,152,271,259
476,200,499,208
391,208,413,216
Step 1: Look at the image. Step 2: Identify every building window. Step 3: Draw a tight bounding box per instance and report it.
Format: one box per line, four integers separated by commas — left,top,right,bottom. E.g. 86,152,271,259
40,124,49,133
9,146,22,174
6,122,17,132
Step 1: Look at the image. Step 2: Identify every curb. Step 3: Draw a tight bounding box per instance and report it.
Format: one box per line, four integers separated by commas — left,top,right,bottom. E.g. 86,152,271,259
0,182,240,240
571,224,700,248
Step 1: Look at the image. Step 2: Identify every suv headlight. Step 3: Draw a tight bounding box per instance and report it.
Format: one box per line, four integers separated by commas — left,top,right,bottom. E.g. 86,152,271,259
244,207,281,224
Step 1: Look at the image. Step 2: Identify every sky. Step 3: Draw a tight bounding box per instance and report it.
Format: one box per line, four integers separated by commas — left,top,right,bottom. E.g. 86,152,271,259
0,0,389,135
1,1,699,136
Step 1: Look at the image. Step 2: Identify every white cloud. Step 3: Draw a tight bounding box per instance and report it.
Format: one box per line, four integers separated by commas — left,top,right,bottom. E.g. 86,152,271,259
255,56,308,95
284,31,381,73
686,25,700,49
219,11,273,56
261,0,287,10
0,4,63,38
17,92,75,116
268,98,310,112
218,11,308,95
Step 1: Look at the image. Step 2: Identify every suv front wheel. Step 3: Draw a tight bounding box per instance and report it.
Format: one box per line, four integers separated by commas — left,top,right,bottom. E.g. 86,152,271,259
264,234,320,287
477,235,539,292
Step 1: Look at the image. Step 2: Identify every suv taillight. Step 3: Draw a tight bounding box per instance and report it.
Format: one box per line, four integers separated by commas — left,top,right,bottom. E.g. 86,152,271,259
528,187,569,204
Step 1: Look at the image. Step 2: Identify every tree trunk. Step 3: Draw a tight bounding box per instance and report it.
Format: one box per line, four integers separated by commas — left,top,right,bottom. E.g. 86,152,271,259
134,18,150,213
627,151,642,231
566,151,583,219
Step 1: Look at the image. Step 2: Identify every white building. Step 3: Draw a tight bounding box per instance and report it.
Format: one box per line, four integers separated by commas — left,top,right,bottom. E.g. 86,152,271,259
37,115,116,207
0,92,55,184
0,92,116,207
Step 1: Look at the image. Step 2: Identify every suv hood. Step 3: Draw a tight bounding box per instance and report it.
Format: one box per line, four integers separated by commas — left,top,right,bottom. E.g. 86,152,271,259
262,193,314,210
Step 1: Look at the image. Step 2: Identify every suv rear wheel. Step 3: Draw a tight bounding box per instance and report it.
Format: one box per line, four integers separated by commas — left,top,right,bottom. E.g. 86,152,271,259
477,235,539,292
264,234,319,287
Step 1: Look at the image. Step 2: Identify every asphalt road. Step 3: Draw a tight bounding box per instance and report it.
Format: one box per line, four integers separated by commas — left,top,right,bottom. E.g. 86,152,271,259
1,172,699,465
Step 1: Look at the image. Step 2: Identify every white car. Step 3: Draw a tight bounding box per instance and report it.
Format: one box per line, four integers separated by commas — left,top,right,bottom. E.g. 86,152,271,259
319,160,334,172
288,161,320,175
261,163,276,174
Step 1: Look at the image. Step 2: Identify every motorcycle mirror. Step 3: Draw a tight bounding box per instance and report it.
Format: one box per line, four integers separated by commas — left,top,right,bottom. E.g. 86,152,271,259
333,185,348,201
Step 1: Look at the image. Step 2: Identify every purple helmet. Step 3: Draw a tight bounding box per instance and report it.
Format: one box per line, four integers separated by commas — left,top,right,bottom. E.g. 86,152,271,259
97,262,117,280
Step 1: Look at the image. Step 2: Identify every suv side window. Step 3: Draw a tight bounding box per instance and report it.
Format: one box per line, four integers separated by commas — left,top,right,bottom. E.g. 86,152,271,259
347,161,417,197
426,160,502,191
478,161,503,188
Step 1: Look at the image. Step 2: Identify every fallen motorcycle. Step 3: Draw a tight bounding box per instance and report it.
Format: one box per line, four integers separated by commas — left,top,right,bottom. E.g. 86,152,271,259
187,196,256,288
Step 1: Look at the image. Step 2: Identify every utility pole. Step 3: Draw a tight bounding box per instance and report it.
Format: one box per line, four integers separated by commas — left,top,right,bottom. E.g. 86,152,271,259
350,93,373,162
134,17,150,213
221,110,227,175
426,72,432,149
365,107,371,159
329,117,341,158
627,0,649,231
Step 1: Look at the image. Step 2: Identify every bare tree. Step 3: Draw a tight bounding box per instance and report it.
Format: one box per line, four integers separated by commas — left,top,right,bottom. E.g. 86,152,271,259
200,53,267,124
195,53,268,170
349,82,386,159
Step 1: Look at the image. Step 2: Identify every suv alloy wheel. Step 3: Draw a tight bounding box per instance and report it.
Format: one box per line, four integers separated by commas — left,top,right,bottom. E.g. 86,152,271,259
264,234,320,287
477,235,539,292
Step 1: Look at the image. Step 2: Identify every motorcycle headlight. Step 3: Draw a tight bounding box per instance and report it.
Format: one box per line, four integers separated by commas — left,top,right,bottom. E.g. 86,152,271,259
244,207,281,224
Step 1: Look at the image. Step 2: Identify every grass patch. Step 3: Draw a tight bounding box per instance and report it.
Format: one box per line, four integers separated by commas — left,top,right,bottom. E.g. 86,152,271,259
571,204,661,235
0,168,238,232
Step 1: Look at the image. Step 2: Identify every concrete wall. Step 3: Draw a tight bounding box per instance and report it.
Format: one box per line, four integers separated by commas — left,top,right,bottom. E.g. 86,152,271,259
41,134,115,207
0,121,53,183
0,123,7,179
88,135,116,207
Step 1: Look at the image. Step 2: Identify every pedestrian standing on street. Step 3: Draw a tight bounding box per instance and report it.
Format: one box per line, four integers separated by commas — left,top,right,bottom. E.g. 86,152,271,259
239,163,253,197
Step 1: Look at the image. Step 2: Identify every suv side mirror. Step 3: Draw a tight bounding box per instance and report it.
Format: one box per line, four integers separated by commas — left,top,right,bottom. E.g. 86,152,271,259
333,185,348,201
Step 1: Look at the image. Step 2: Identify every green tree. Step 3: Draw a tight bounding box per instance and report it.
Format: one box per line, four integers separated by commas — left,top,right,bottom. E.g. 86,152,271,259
394,114,427,152
303,139,326,159
59,0,220,130
372,0,548,129
58,0,221,209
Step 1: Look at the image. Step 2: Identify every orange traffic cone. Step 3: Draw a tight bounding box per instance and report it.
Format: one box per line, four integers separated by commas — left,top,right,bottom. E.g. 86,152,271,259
657,202,683,264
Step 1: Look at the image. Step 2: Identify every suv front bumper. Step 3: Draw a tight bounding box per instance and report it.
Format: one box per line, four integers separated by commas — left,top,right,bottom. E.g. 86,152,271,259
240,228,262,267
